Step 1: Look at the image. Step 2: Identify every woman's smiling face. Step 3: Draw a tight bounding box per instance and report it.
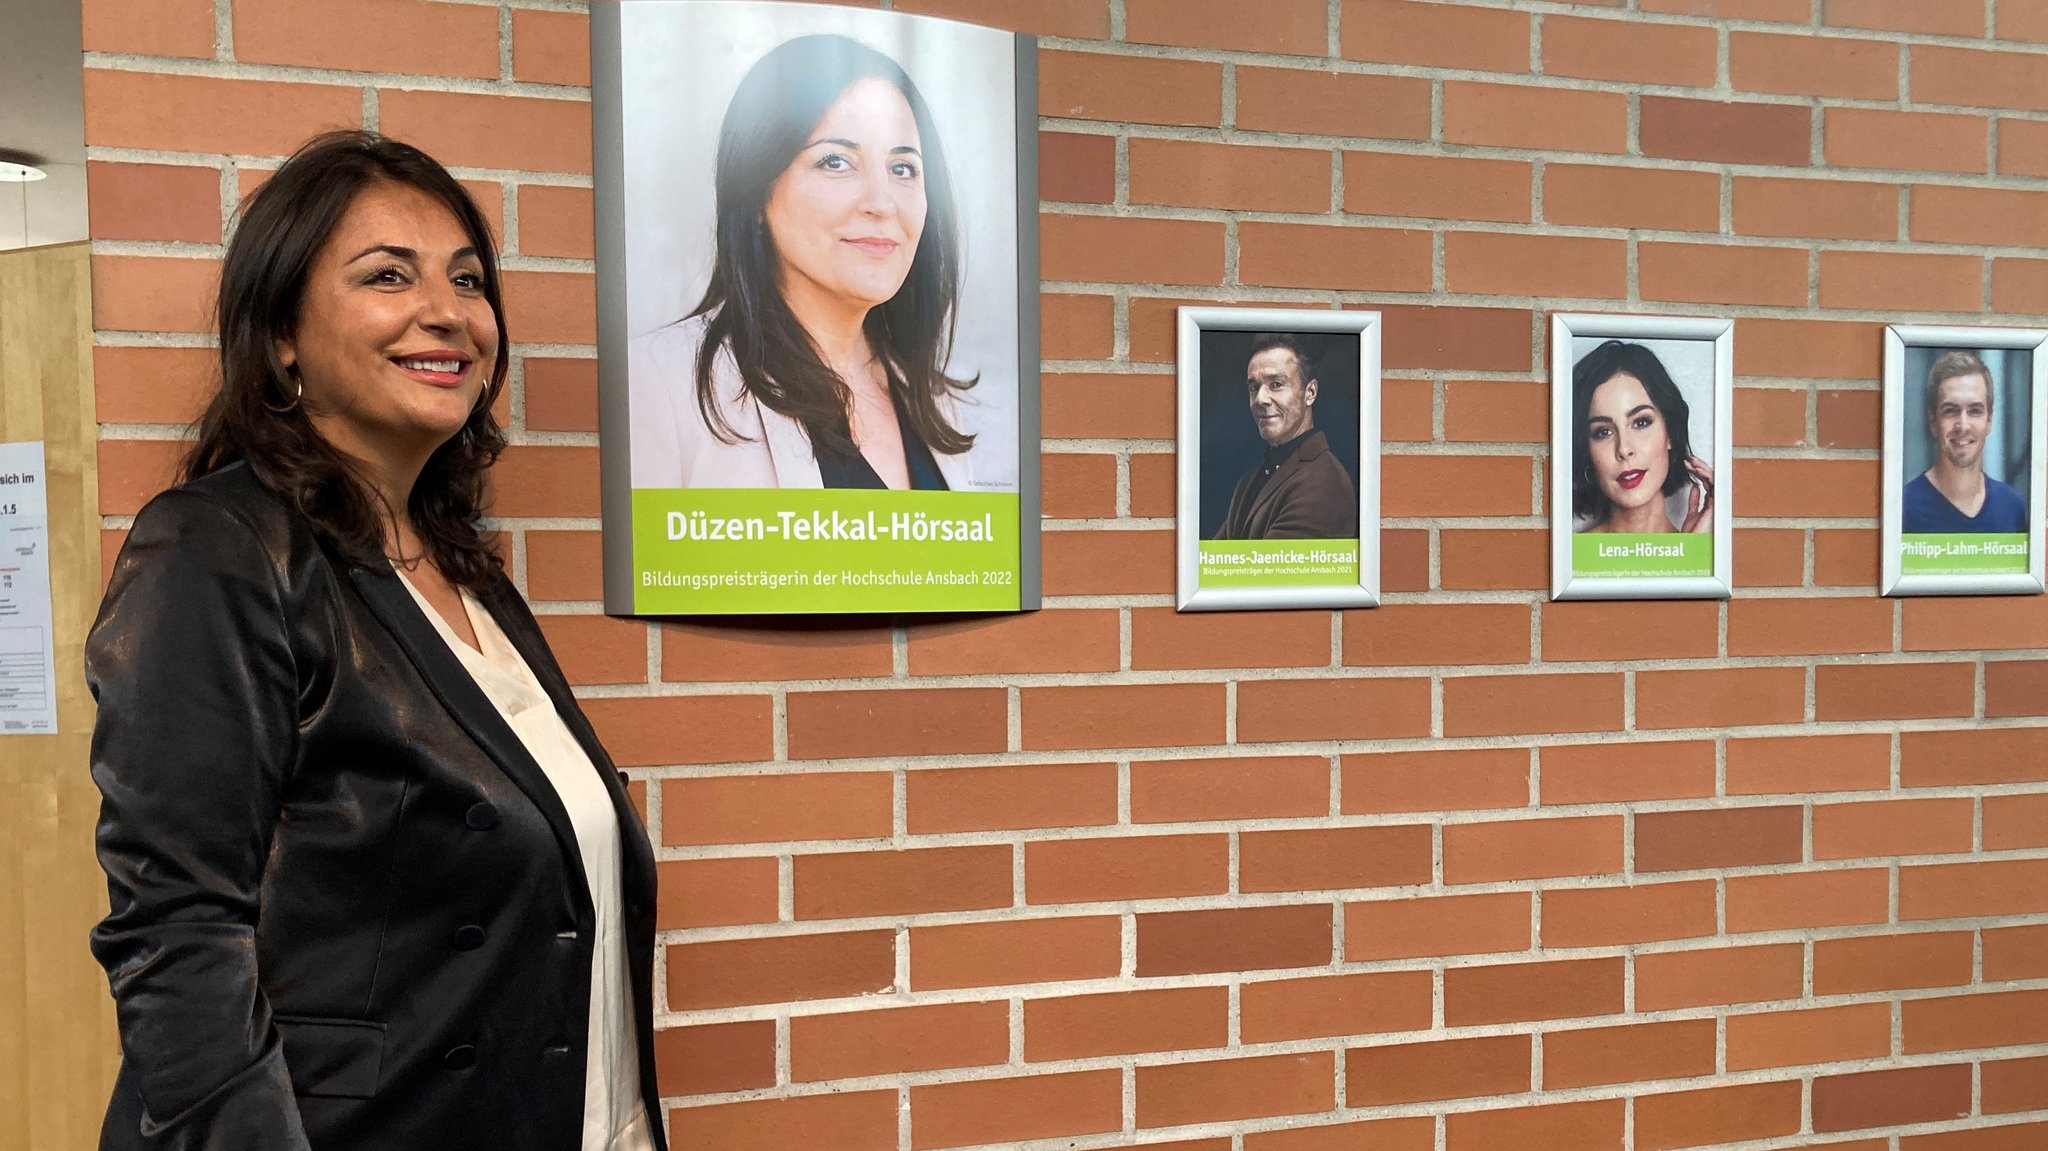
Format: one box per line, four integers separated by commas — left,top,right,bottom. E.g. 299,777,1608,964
764,75,927,317
1585,371,1671,515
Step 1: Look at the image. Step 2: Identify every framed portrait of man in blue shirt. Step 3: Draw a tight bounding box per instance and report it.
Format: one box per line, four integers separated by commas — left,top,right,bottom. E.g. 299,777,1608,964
1883,325,2048,596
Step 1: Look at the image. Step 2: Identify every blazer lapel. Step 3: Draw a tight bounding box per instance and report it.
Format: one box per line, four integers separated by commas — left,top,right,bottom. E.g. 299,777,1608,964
1244,431,1325,537
345,565,592,907
756,403,824,487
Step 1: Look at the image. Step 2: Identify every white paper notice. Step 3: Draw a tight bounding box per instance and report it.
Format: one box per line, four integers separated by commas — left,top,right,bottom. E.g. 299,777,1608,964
0,441,57,735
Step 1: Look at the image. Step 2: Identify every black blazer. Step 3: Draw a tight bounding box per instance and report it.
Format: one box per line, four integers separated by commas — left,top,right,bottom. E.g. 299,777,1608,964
1217,429,1360,540
86,462,666,1151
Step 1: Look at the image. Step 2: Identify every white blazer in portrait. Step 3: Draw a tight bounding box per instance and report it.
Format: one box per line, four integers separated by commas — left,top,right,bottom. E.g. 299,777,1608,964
628,313,1016,492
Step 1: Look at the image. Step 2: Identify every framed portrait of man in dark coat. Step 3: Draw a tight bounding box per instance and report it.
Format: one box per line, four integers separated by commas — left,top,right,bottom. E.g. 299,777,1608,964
1176,307,1380,611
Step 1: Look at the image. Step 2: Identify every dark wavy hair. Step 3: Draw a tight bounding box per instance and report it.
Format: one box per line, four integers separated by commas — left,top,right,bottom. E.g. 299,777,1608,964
690,33,974,464
1571,340,1695,522
183,130,509,588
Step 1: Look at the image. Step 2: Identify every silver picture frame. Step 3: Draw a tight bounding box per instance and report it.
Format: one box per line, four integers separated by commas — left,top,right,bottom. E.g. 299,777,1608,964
1549,312,1734,602
1175,306,1381,612
1881,324,2048,597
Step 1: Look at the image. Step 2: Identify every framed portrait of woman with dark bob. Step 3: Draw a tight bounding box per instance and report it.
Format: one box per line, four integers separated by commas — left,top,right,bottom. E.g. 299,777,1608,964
1549,313,1734,601
592,1,1039,615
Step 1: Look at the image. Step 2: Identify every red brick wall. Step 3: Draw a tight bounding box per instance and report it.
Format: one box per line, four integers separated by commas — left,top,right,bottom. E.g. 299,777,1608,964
82,0,2048,1147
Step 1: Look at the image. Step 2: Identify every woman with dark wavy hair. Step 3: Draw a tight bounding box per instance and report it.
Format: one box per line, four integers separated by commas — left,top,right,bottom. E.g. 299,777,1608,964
87,131,662,1151
1572,339,1715,534
630,32,1000,490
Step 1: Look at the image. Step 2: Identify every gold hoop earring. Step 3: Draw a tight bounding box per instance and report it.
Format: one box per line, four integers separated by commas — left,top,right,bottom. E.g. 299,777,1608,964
262,374,301,414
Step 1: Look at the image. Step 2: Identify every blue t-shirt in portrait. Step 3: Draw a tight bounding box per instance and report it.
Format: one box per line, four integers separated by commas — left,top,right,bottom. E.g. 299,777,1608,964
1902,472,2029,533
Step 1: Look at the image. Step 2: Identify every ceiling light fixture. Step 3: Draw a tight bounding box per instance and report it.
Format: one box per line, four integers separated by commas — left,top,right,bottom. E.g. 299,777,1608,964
0,161,47,182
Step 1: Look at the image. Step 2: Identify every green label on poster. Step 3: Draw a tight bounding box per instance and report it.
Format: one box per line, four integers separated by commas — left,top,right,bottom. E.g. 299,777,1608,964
1900,533,2029,575
1197,539,1360,588
630,489,1020,614
1572,533,1713,578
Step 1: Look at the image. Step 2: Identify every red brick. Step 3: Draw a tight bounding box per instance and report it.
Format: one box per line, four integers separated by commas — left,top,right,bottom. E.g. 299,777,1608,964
908,762,1117,834
1130,138,1331,213
1727,868,1891,932
1446,1099,1625,1151
1383,379,1434,442
1639,241,1808,307
793,1001,1008,1082
1127,0,1325,55
1544,16,1717,87
87,162,220,244
1044,529,1174,595
1916,45,2048,113
1815,798,1974,860
1914,185,2048,248
1903,728,2048,787
1132,756,1329,823
1344,747,1530,814
511,8,589,86
1994,257,2048,314
1133,607,1331,671
1241,970,1432,1044
1042,293,1113,360
794,845,1010,919
1039,452,1114,518
1644,0,1810,15
1346,891,1530,961
1824,108,1989,175
1346,152,1531,223
1235,677,1433,742
1239,223,1433,292
1732,31,1899,101
1816,931,1976,995
489,443,597,517
1042,371,1173,438
1904,859,2048,920
523,357,597,433
1814,1064,1973,1133
83,70,361,157
1902,1121,2048,1151
1827,0,1982,35
656,858,777,930
233,0,498,79
1739,317,1884,380
1137,1052,1335,1129
1734,385,1809,448
1136,905,1332,976
91,254,217,334
1340,0,1531,73
1541,740,1716,805
1025,986,1227,1061
910,917,1120,990
1042,215,1225,286
1641,97,1811,166
1635,1081,1805,1151
1240,825,1432,893
663,772,889,847
516,184,592,260
909,609,1120,675
581,695,772,767
1727,1002,1893,1070
499,270,595,344
1543,164,1720,233
1637,944,1805,1011
2001,118,2048,178
1736,527,1808,587
1026,833,1228,903
1636,666,1806,730
1347,1034,1531,1106
1344,602,1528,667
1445,815,1623,884
1986,793,2048,850
898,0,1109,38
787,688,1005,760
1039,133,1114,205
82,0,214,56
1380,304,1534,372
671,1092,894,1151
1025,683,1226,750
1444,82,1629,154
912,1070,1122,1150
668,930,894,1009
1637,806,1803,873
1906,596,2048,652
1984,1055,2048,1114
653,1019,775,1096
661,621,892,682
1735,176,1899,242
1446,232,1627,299
1817,527,1882,586
524,530,601,601
93,346,214,426
1543,1018,1716,1089
1384,454,1532,517
1543,880,1717,948
1444,673,1624,737
1816,662,1975,721
1540,601,1717,663
1039,49,1221,127
1988,661,2048,718
1445,380,1544,443
1441,529,1547,590
1247,1121,1431,1151
379,90,590,175
1237,68,1431,141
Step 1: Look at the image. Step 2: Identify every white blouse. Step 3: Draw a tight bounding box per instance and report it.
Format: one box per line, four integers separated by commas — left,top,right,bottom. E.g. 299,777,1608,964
396,570,655,1151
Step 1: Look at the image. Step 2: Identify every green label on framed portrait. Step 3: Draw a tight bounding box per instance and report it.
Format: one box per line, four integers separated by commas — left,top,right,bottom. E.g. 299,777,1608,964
1572,533,1714,578
1196,540,1361,588
630,489,1021,614
1900,533,2029,575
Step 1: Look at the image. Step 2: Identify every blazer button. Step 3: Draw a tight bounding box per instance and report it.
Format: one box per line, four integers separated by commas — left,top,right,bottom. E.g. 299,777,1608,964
453,924,486,950
465,802,498,830
443,1044,477,1070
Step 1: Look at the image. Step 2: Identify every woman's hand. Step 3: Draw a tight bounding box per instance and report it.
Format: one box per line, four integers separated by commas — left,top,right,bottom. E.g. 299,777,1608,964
1680,454,1715,533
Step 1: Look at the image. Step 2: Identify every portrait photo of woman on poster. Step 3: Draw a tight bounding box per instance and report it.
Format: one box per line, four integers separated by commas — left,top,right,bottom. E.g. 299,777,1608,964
619,7,1021,494
1571,338,1715,536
